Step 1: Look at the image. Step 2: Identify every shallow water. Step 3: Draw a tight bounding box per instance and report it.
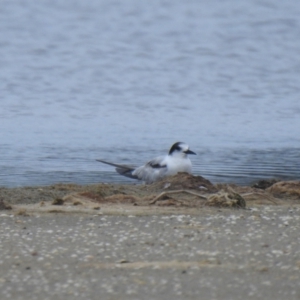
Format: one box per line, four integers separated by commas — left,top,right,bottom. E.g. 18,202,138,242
1,0,300,187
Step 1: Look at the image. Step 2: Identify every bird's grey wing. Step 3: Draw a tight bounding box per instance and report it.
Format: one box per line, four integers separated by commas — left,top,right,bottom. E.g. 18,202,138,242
96,159,138,179
147,156,168,169
132,156,168,183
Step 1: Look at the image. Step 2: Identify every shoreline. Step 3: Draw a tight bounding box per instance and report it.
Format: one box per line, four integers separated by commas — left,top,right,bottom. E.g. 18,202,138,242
1,174,299,216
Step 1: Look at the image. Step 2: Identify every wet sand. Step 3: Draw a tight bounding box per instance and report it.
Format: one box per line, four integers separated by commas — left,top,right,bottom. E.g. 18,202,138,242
1,175,300,300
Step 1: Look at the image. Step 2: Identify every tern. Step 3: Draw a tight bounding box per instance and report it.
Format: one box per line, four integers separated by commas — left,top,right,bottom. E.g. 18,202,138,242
97,142,196,183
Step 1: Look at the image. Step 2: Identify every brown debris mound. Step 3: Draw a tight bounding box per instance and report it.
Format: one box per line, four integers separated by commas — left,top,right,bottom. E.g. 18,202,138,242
215,183,282,206
2,175,300,216
206,191,246,208
57,173,238,209
267,181,300,199
148,172,217,193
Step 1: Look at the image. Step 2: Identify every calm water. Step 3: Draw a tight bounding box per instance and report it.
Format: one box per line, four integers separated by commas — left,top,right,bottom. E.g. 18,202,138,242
1,0,300,187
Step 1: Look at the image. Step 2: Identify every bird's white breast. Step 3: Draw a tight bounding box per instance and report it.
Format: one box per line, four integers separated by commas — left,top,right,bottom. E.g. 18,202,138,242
164,156,192,175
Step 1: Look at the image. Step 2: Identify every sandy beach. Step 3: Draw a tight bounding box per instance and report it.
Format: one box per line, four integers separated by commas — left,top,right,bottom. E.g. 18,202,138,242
1,174,300,300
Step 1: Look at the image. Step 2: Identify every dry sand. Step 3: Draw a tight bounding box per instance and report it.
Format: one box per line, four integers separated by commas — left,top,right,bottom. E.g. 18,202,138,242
1,173,300,300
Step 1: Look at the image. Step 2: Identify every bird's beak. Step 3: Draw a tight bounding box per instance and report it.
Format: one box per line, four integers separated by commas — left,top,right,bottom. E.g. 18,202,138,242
185,149,196,155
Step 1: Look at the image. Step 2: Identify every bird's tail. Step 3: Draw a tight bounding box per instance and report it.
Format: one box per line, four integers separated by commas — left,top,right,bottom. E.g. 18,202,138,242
96,159,138,180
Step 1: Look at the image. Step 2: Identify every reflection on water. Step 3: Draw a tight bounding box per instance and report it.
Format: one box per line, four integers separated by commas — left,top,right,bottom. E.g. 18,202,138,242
0,0,300,187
